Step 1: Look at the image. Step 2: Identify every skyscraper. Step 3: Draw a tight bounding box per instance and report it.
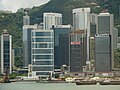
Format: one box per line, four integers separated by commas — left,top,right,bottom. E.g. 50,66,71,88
95,34,111,72
96,12,114,70
23,24,38,68
23,12,30,25
31,29,54,77
1,30,12,74
52,25,71,68
73,8,90,61
43,13,62,30
96,13,114,35
69,30,87,72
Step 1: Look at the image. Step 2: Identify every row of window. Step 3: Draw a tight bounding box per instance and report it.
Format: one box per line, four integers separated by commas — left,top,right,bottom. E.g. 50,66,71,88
32,66,54,71
32,43,53,48
33,61,54,65
32,32,53,36
32,38,53,42
32,55,53,59
32,49,53,54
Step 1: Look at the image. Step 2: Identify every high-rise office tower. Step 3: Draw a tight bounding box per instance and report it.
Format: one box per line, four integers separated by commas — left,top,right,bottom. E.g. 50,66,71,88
52,25,71,68
43,13,62,30
23,12,30,25
96,12,114,70
31,29,54,77
1,30,12,74
95,34,111,72
69,30,87,72
23,24,38,68
96,13,114,34
73,8,90,62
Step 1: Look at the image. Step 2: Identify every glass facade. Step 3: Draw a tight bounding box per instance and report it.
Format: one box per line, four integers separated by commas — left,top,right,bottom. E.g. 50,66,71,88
95,34,111,72
70,33,87,72
98,16,110,34
1,31,12,74
52,26,71,68
31,30,54,77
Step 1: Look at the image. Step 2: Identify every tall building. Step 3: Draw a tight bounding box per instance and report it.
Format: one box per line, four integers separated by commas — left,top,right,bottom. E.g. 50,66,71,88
23,24,38,68
96,12,114,70
95,34,111,72
52,25,71,68
96,13,114,34
43,13,62,30
73,8,90,61
23,12,30,25
1,30,12,74
31,29,54,77
113,27,118,49
69,30,87,72
90,13,97,36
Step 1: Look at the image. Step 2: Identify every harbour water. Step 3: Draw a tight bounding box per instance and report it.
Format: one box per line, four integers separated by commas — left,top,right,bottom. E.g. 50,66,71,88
0,82,120,90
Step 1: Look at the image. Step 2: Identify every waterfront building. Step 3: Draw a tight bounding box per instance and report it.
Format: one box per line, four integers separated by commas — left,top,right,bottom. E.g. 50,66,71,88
96,12,114,70
23,24,38,68
43,12,62,30
52,25,71,69
95,34,111,72
31,29,54,77
73,7,90,62
69,30,87,72
23,12,30,25
1,30,12,74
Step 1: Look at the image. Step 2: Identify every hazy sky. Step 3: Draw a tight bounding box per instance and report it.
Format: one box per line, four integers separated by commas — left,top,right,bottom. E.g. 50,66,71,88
0,0,50,12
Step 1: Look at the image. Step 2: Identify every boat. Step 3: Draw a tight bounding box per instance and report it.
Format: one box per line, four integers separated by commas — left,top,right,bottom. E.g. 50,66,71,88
99,80,120,85
76,80,97,85
65,78,75,83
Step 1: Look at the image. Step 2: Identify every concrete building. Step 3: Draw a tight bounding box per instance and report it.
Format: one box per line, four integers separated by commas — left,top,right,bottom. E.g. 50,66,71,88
23,24,38,68
73,7,90,62
69,30,87,72
43,12,62,30
52,25,71,68
95,34,111,72
23,12,30,25
31,29,54,77
96,12,114,70
1,30,12,74
113,27,118,49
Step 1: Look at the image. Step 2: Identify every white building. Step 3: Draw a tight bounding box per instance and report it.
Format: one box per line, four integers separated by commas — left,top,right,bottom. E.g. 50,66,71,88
73,7,91,61
31,29,54,77
43,12,62,30
1,30,12,74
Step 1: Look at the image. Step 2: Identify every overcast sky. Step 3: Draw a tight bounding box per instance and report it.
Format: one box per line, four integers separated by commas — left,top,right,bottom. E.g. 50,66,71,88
0,0,50,12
